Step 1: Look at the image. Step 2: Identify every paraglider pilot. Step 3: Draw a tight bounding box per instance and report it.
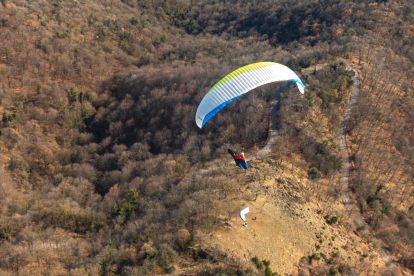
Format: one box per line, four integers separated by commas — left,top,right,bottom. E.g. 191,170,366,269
228,148,248,170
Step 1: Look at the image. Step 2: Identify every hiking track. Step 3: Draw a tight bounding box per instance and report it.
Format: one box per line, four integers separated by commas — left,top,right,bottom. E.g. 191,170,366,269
303,63,394,267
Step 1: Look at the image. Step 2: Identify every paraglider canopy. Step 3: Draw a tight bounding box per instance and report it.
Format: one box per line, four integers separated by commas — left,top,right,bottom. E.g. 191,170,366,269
195,62,305,128
240,207,250,222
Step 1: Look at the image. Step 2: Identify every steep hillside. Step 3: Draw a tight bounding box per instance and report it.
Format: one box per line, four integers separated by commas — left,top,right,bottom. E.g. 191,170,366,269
196,159,390,276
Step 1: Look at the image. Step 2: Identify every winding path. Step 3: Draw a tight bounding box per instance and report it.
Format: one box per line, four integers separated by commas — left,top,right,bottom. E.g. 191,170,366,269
254,82,286,159
336,64,395,267
303,63,393,267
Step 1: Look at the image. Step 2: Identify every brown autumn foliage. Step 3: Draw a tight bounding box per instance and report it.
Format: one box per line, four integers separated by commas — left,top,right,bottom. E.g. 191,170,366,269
0,0,414,274
177,228,191,250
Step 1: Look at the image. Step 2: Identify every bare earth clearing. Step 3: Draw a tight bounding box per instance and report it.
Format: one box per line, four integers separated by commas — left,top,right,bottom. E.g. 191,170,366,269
202,162,387,275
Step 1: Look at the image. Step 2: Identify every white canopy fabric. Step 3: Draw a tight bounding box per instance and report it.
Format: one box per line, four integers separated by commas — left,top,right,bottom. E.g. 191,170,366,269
239,207,250,222
195,62,304,128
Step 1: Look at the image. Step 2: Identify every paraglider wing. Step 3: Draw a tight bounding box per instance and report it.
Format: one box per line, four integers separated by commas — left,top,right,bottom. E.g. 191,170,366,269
195,62,305,128
240,207,250,222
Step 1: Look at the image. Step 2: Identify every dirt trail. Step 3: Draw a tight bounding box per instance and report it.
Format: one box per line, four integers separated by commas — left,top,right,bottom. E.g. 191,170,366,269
337,64,395,267
254,82,286,159
304,63,394,267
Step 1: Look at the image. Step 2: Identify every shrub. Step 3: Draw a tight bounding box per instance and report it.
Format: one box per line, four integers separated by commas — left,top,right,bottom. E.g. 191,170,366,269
111,190,140,224
139,242,157,259
312,253,320,260
265,267,274,276
130,17,138,25
382,203,391,214
177,229,191,250
305,92,314,107
357,225,366,232
366,195,376,205
193,250,200,261
395,210,405,222
309,167,321,179
68,87,77,103
329,267,338,276
158,244,177,272
121,247,138,265
166,266,176,273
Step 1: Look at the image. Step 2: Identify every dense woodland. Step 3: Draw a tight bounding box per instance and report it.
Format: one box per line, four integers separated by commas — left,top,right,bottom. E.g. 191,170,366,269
1,0,414,274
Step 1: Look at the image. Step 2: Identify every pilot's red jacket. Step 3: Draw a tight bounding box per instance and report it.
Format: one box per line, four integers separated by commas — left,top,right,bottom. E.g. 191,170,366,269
234,154,245,160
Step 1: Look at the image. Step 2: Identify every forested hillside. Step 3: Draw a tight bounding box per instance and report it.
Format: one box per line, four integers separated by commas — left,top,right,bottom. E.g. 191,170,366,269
1,0,414,274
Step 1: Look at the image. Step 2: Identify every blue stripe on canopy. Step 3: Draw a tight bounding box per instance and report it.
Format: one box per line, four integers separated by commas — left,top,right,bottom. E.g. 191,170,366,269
201,94,243,128
288,78,305,90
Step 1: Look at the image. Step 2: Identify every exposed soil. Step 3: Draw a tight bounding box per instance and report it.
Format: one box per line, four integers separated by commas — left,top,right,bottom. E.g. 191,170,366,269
202,161,388,275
